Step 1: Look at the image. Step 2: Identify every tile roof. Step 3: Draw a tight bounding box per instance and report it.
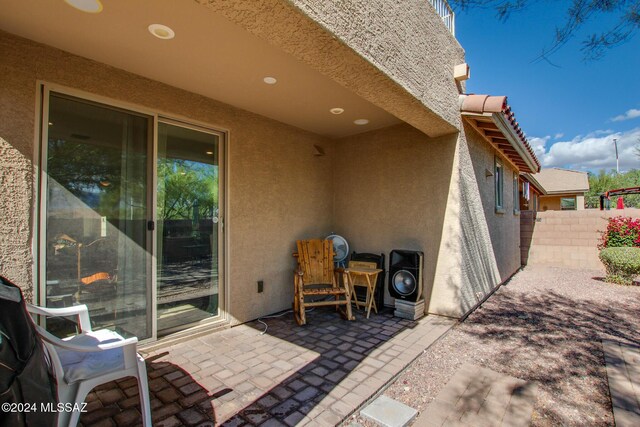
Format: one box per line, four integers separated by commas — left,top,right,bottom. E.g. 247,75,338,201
459,94,540,173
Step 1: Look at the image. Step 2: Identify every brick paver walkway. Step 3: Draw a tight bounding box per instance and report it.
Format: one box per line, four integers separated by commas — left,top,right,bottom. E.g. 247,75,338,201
602,340,640,427
78,309,454,426
415,363,537,427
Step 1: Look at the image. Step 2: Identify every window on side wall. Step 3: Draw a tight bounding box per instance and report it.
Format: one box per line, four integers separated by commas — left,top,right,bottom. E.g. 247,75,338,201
513,173,520,214
561,197,576,210
495,158,504,213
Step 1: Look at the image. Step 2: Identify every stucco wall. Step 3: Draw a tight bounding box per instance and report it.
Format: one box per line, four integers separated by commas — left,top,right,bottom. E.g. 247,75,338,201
196,0,464,137
332,124,457,308
466,125,521,281
539,194,585,211
288,0,465,127
0,32,333,324
465,124,521,281
428,123,521,317
332,122,522,319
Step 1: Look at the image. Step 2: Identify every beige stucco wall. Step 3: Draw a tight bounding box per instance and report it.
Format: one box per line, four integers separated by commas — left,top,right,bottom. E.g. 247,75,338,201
332,124,457,307
465,124,521,281
428,123,521,317
288,0,465,128
333,122,522,319
0,32,334,324
197,0,464,137
0,2,521,325
540,194,585,211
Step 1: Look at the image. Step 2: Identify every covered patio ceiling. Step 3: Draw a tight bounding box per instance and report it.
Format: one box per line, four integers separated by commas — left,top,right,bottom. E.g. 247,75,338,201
0,0,403,138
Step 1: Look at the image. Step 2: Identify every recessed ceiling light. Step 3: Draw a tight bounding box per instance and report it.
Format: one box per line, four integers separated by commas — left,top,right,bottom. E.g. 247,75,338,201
354,119,369,125
330,108,344,115
263,77,277,85
64,0,103,13
48,122,53,126
206,151,214,155
148,24,175,40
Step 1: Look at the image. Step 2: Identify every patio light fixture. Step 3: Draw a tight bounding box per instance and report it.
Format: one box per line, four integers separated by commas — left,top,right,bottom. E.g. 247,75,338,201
64,0,103,13
148,24,175,40
354,119,369,125
263,77,277,85
330,108,344,115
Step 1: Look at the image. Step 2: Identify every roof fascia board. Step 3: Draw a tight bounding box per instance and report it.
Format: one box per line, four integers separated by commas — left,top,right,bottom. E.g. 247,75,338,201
542,190,589,195
462,114,522,172
492,112,539,173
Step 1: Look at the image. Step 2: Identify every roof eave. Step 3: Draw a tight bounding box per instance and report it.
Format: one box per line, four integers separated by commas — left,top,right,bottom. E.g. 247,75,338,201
492,112,540,174
522,172,547,195
543,190,589,195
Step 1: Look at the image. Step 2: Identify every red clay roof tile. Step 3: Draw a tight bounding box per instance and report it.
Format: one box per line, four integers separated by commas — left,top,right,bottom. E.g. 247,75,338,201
460,94,541,172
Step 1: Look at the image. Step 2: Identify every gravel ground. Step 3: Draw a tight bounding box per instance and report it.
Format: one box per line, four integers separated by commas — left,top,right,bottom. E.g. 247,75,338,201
348,265,640,426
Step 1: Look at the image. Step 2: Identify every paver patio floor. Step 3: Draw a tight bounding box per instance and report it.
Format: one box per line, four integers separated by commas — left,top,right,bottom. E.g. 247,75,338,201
78,308,455,426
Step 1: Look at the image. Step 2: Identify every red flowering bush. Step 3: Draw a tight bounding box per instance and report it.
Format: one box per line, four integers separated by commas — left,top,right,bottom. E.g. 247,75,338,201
598,216,640,250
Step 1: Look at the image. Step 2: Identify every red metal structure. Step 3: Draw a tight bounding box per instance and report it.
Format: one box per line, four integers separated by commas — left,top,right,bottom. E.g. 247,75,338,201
599,187,640,210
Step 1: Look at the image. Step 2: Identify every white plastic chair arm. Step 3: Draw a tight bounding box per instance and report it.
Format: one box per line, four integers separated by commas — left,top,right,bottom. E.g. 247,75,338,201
27,303,92,332
37,328,139,353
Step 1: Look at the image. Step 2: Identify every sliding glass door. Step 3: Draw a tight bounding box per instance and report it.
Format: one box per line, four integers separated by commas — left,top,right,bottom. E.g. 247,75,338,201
156,122,221,334
43,92,152,339
41,89,224,341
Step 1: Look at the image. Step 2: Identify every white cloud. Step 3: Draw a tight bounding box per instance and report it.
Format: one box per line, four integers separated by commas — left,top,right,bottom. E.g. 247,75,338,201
611,109,640,122
554,133,564,139
531,127,640,172
527,135,549,159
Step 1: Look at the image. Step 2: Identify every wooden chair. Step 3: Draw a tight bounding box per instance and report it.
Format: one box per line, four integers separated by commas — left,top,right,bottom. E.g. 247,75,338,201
293,239,354,325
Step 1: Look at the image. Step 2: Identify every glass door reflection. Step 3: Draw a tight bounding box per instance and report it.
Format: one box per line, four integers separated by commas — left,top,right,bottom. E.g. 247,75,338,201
157,122,220,334
44,93,151,339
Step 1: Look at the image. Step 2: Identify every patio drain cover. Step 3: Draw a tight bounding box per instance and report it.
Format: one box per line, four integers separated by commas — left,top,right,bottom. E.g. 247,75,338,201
361,395,418,427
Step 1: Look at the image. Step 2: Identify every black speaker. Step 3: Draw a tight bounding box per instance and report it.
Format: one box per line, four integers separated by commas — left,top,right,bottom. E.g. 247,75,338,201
388,250,423,302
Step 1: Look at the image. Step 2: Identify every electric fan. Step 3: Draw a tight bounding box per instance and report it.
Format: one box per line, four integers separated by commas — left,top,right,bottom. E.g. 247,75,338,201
325,234,349,267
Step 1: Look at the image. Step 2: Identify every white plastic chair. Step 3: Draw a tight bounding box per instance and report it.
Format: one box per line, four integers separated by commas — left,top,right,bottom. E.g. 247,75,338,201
26,304,151,427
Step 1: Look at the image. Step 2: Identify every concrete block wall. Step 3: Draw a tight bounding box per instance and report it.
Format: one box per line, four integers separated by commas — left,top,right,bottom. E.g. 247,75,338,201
520,210,535,265
525,208,640,270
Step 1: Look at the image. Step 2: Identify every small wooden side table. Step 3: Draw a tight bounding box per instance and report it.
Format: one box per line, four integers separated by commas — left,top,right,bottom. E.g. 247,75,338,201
345,267,382,319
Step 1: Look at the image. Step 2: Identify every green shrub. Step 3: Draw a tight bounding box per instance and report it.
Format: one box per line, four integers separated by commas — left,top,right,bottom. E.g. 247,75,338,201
599,247,640,285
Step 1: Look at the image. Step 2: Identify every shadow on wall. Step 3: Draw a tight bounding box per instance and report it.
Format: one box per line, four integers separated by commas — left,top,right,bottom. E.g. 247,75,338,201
459,288,639,425
455,133,501,315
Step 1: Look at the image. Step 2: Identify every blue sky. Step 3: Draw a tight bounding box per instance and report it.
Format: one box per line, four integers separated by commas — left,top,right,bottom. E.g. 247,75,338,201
454,2,640,173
